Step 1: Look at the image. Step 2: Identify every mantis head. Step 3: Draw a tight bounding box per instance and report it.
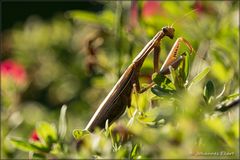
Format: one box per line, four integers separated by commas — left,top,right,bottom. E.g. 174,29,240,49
162,26,175,39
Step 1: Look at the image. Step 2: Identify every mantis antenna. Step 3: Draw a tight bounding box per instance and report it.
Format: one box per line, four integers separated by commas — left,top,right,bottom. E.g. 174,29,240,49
171,9,197,27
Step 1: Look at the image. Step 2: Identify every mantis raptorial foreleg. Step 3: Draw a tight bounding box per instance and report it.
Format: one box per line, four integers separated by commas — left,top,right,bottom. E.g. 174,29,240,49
160,37,193,72
133,37,193,94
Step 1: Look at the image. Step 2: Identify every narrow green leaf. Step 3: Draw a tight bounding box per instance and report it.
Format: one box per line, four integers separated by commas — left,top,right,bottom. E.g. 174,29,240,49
99,10,115,28
66,11,99,24
66,10,115,29
130,144,139,159
169,66,176,86
216,84,226,99
32,153,46,159
188,67,210,89
184,52,190,80
72,129,90,140
105,119,110,137
10,138,40,152
223,92,240,101
58,105,67,140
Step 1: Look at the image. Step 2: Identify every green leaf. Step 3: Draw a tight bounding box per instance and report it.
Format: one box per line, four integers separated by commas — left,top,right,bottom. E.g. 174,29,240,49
188,67,210,89
168,64,184,89
66,10,99,24
152,73,175,97
138,107,165,127
112,142,121,152
32,153,46,159
169,66,177,86
204,117,233,147
50,143,62,155
203,80,215,104
152,73,172,86
31,141,50,152
223,92,240,101
151,85,175,97
58,105,67,140
36,122,58,146
216,84,226,99
104,119,110,137
184,52,190,80
72,129,90,140
66,10,115,29
10,138,40,153
130,144,139,159
99,10,115,29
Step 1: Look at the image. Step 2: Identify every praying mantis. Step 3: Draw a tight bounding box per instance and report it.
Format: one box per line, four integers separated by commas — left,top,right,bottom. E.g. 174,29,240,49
85,26,194,132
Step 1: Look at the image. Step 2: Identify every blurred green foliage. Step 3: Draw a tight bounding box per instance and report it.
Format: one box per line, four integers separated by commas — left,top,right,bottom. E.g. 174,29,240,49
1,1,239,159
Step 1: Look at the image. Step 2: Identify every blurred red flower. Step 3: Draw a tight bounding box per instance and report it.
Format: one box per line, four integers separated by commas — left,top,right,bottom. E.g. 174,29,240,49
193,0,216,15
30,130,40,141
142,1,163,18
0,59,27,85
129,0,138,27
193,1,204,14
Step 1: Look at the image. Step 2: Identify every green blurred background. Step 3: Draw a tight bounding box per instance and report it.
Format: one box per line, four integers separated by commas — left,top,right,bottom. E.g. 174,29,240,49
1,1,239,159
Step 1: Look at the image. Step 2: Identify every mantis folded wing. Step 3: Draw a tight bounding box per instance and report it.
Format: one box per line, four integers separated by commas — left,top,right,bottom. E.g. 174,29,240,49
85,27,194,132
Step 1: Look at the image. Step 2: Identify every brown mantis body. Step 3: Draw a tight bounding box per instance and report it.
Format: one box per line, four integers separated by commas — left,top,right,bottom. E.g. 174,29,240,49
85,26,193,132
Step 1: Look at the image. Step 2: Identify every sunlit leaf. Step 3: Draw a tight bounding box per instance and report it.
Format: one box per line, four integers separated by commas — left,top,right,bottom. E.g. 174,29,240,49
203,80,215,104
223,92,240,101
66,10,115,30
216,84,226,99
72,129,90,140
145,119,165,128
10,138,49,153
138,107,165,128
36,121,58,145
58,105,68,140
232,121,239,139
50,143,62,155
188,67,210,89
169,66,176,86
32,153,46,159
130,144,139,159
10,138,39,152
211,61,233,83
204,117,233,147
66,11,100,24
104,119,110,137
184,52,190,80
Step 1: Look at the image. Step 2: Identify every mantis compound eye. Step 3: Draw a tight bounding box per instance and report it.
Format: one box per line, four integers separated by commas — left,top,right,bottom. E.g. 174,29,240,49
162,27,168,33
162,27,175,39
